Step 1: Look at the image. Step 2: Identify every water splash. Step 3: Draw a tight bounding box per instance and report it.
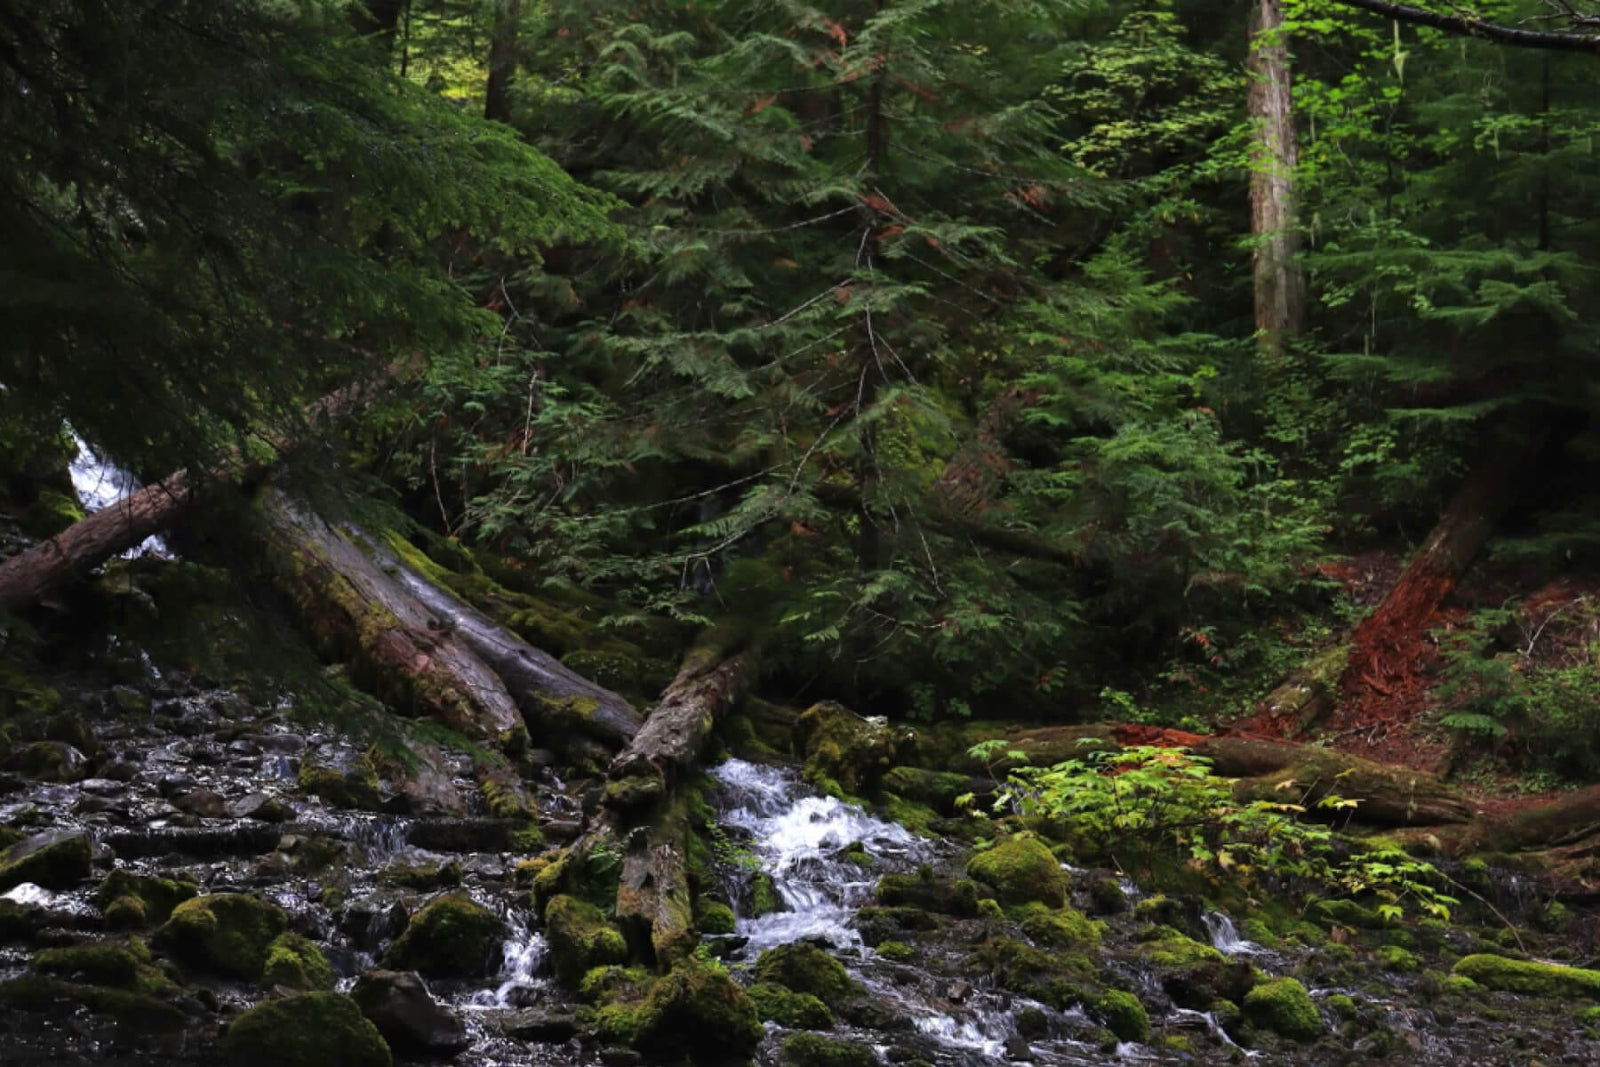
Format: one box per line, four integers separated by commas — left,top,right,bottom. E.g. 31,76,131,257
68,434,168,557
1203,911,1261,956
712,758,926,953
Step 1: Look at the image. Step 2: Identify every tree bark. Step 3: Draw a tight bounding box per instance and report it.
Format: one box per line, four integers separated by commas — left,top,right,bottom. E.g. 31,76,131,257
352,0,407,43
606,625,753,809
1248,0,1304,359
1331,0,1600,54
364,533,642,747
484,0,521,123
1343,414,1549,706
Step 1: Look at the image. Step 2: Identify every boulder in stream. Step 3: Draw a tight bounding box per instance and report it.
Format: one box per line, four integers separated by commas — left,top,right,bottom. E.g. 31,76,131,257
964,834,1066,907
223,991,392,1067
153,892,288,980
0,830,92,891
380,891,504,978
351,969,470,1056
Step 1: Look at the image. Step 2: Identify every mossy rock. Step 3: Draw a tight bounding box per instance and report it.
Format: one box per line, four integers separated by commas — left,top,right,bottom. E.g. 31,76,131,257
93,869,197,929
969,936,1091,1011
1088,877,1128,915
880,766,983,814
1376,945,1419,974
381,893,504,979
1311,898,1382,930
875,941,915,963
224,992,392,1067
754,943,861,1007
1136,934,1224,970
779,1032,878,1067
696,899,737,936
0,829,92,891
747,871,784,917
964,835,1065,907
0,973,186,1031
545,894,628,987
1452,954,1600,998
21,488,85,538
379,860,463,892
594,960,763,1062
299,757,383,811
793,701,909,796
748,981,834,1029
263,932,335,990
1242,977,1322,1041
32,938,178,997
154,893,288,981
1017,901,1101,949
1440,975,1479,996
875,872,977,915
1092,990,1150,1044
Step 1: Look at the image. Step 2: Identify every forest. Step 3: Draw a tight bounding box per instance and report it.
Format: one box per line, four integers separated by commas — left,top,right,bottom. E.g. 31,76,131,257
2,1,1600,1065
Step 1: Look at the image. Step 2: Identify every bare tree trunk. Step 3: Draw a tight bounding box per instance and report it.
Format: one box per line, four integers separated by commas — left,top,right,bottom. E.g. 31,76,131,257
1248,0,1304,359
352,0,407,43
484,0,521,123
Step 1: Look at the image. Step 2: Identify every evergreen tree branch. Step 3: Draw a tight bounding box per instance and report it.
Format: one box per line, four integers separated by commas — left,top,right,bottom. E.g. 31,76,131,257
1332,0,1600,52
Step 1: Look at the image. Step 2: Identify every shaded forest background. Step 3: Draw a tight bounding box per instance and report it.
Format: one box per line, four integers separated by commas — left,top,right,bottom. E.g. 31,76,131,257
4,0,1600,790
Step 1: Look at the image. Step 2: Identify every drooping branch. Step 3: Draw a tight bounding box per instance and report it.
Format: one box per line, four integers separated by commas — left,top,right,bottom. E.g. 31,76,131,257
1332,0,1600,53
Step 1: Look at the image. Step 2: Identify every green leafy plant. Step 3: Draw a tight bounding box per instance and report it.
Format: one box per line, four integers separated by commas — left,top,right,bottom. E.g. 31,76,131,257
979,740,1455,920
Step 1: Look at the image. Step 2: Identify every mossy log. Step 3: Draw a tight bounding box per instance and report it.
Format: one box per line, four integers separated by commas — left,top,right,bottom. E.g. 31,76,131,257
363,532,641,747
1254,643,1349,737
614,814,696,968
0,369,399,612
606,625,753,805
258,490,523,744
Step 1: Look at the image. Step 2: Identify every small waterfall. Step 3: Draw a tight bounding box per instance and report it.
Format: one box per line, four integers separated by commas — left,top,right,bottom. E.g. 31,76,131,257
471,908,548,1009
1203,911,1261,956
712,758,927,954
68,434,168,557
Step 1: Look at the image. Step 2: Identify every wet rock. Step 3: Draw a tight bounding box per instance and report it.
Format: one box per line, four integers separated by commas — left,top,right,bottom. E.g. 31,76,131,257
157,773,199,798
593,959,763,1062
545,894,628,985
793,701,911,795
1004,1035,1036,1061
227,740,263,758
338,893,410,950
3,741,88,783
231,793,291,822
753,943,862,1007
503,1006,579,1042
380,892,504,979
223,992,392,1067
257,733,307,755
299,756,383,811
964,836,1066,907
407,817,517,853
1088,876,1128,915
94,869,198,930
351,969,469,1055
748,981,834,1029
100,759,143,782
153,892,288,980
78,777,127,796
263,932,335,990
1241,977,1322,1041
1162,958,1255,1010
779,1032,878,1067
104,822,283,860
174,788,229,819
1091,990,1150,1043
0,830,92,891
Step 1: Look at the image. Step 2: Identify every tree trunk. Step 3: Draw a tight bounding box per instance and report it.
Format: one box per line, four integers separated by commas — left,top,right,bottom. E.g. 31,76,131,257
1343,414,1549,708
1248,0,1303,359
484,0,521,123
365,533,642,747
606,625,753,811
0,469,197,611
352,0,407,42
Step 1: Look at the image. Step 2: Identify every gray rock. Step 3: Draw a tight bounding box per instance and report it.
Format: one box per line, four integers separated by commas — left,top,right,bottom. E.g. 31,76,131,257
78,778,126,796
255,733,307,755
230,793,291,822
504,1008,578,1042
350,969,470,1056
174,789,229,819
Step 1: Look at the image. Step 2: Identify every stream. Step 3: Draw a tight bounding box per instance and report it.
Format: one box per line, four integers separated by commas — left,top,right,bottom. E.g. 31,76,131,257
3,667,1600,1065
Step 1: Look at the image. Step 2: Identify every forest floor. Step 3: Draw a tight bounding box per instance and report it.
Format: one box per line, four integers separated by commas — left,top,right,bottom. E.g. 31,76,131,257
1230,549,1600,817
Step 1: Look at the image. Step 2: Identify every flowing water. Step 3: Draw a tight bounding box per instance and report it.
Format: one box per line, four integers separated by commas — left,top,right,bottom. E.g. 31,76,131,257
67,434,167,557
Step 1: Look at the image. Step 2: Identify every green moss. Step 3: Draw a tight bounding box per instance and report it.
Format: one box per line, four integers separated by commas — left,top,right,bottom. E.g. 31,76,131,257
545,894,628,987
1377,945,1419,974
969,937,1091,1010
154,893,288,980
1242,977,1322,1041
779,1032,877,1067
977,898,1003,919
875,941,915,963
596,960,764,1062
0,830,92,891
1453,954,1600,998
22,488,85,538
381,893,504,979
1093,990,1150,1044
578,964,651,1003
1136,934,1224,970
1017,901,1101,949
755,943,861,1007
223,992,391,1067
263,933,335,990
880,793,940,835
93,870,197,929
379,860,463,891
1311,898,1382,929
794,701,907,796
1325,993,1358,1019
298,756,382,811
0,973,185,1031
748,981,835,1029
964,835,1066,907
33,938,177,996
1440,975,1479,995
603,774,666,812
696,900,737,936
1089,878,1128,915
748,872,783,917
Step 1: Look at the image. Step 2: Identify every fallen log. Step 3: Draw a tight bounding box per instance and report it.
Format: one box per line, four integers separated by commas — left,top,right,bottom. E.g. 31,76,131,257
258,490,525,744
0,369,398,612
363,533,641,748
605,624,753,811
